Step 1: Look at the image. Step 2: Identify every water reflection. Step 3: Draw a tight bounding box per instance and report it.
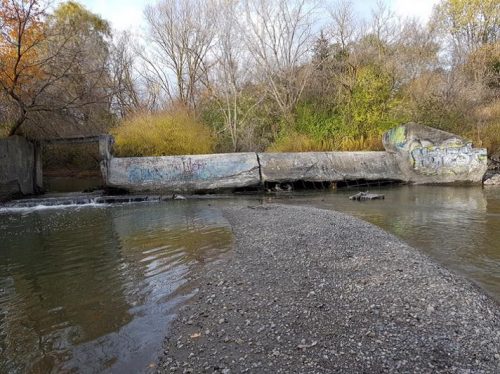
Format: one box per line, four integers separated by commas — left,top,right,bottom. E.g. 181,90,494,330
274,186,500,301
1,186,499,373
0,201,233,373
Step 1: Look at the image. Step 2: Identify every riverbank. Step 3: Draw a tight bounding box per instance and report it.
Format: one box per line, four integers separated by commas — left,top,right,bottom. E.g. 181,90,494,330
158,205,500,373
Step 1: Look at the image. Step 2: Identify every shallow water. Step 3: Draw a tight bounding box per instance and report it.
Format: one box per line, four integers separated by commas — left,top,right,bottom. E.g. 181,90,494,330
0,186,499,372
0,201,238,373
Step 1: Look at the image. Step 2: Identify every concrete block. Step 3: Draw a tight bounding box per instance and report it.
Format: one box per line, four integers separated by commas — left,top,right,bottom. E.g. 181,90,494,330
106,153,261,192
383,123,487,184
258,152,403,183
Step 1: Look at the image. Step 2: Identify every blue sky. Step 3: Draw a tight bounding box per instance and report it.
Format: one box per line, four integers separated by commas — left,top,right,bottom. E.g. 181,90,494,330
78,0,439,33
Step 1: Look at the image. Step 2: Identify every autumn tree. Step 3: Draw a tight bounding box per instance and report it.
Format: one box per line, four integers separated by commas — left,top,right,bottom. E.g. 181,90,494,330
434,0,499,60
0,0,114,138
0,0,47,135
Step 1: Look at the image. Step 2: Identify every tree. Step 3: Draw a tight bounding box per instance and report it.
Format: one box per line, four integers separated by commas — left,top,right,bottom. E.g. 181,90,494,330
202,0,267,152
243,0,317,126
0,0,113,137
110,32,144,117
143,0,217,110
46,1,114,136
328,0,357,53
0,0,48,135
434,0,499,61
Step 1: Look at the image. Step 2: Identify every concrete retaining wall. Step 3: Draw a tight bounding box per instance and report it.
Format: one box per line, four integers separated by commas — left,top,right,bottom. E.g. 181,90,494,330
0,136,35,200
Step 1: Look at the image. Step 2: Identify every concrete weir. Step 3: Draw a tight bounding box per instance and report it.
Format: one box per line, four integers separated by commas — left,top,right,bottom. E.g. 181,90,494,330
103,124,488,193
0,123,489,198
259,152,403,183
105,151,402,193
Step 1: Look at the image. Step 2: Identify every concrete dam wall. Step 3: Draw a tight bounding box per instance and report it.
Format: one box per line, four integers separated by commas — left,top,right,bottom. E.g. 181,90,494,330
0,123,489,199
105,151,403,192
0,136,38,201
104,124,488,193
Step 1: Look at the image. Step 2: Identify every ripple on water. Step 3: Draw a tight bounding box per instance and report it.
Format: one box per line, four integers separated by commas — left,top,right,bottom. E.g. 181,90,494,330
0,201,234,373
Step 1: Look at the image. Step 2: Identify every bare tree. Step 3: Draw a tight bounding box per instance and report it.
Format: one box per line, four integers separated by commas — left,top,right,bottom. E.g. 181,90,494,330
201,0,265,151
143,0,217,110
371,0,399,41
110,32,143,117
328,0,357,52
243,0,317,124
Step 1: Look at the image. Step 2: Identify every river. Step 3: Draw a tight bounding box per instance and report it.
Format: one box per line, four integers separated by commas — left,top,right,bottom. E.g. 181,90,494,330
0,186,499,372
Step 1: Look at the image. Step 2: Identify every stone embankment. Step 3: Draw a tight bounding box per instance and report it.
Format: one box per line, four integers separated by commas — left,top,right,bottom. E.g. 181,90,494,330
158,205,500,373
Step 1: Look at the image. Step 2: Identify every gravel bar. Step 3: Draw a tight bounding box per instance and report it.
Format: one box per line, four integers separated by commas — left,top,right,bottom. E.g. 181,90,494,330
158,204,500,373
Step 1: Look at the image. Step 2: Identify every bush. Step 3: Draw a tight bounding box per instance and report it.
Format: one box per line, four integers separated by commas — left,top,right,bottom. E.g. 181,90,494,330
113,110,215,156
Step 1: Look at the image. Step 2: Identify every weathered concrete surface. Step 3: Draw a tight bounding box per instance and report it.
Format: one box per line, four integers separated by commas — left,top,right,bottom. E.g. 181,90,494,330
158,205,500,373
259,151,403,183
383,123,487,184
0,136,35,201
106,153,261,192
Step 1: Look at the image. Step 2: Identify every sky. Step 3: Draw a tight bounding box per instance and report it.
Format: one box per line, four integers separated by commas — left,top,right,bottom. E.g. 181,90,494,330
78,0,440,33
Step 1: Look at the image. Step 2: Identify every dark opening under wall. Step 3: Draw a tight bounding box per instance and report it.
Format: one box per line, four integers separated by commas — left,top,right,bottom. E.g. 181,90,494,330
232,179,404,194
42,143,103,192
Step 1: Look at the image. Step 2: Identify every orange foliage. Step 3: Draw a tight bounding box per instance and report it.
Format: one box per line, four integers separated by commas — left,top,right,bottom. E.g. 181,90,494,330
0,0,47,100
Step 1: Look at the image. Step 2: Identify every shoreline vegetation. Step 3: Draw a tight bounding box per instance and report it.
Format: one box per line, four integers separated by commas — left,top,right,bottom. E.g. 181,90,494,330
158,205,500,373
1,0,498,171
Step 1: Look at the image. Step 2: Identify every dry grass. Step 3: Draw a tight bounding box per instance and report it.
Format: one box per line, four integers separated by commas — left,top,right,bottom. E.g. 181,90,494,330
267,132,383,152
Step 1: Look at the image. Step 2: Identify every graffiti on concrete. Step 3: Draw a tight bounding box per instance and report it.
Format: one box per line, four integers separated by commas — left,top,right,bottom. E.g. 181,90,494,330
411,145,487,176
127,158,209,184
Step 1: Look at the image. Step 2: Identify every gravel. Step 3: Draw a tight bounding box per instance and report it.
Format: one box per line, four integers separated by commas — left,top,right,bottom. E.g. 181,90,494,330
157,204,500,373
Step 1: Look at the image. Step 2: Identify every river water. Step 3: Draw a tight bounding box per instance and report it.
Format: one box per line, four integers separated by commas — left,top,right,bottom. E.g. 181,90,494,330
0,186,499,373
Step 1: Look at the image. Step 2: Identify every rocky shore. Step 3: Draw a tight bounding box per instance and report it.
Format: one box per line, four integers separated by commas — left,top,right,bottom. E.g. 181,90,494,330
158,205,500,373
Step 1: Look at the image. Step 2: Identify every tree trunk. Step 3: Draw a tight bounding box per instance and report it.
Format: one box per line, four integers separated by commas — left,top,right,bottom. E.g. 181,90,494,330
9,109,27,136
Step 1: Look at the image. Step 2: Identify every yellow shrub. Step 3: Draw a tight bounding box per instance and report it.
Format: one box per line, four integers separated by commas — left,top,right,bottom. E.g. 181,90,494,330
113,110,215,157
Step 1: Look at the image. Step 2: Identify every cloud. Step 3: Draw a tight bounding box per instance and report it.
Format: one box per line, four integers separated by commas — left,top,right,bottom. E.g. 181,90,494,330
78,0,440,33
79,0,152,33
391,0,439,22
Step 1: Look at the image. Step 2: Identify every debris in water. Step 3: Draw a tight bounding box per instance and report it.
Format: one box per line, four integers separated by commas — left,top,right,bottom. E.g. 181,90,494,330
349,191,385,201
